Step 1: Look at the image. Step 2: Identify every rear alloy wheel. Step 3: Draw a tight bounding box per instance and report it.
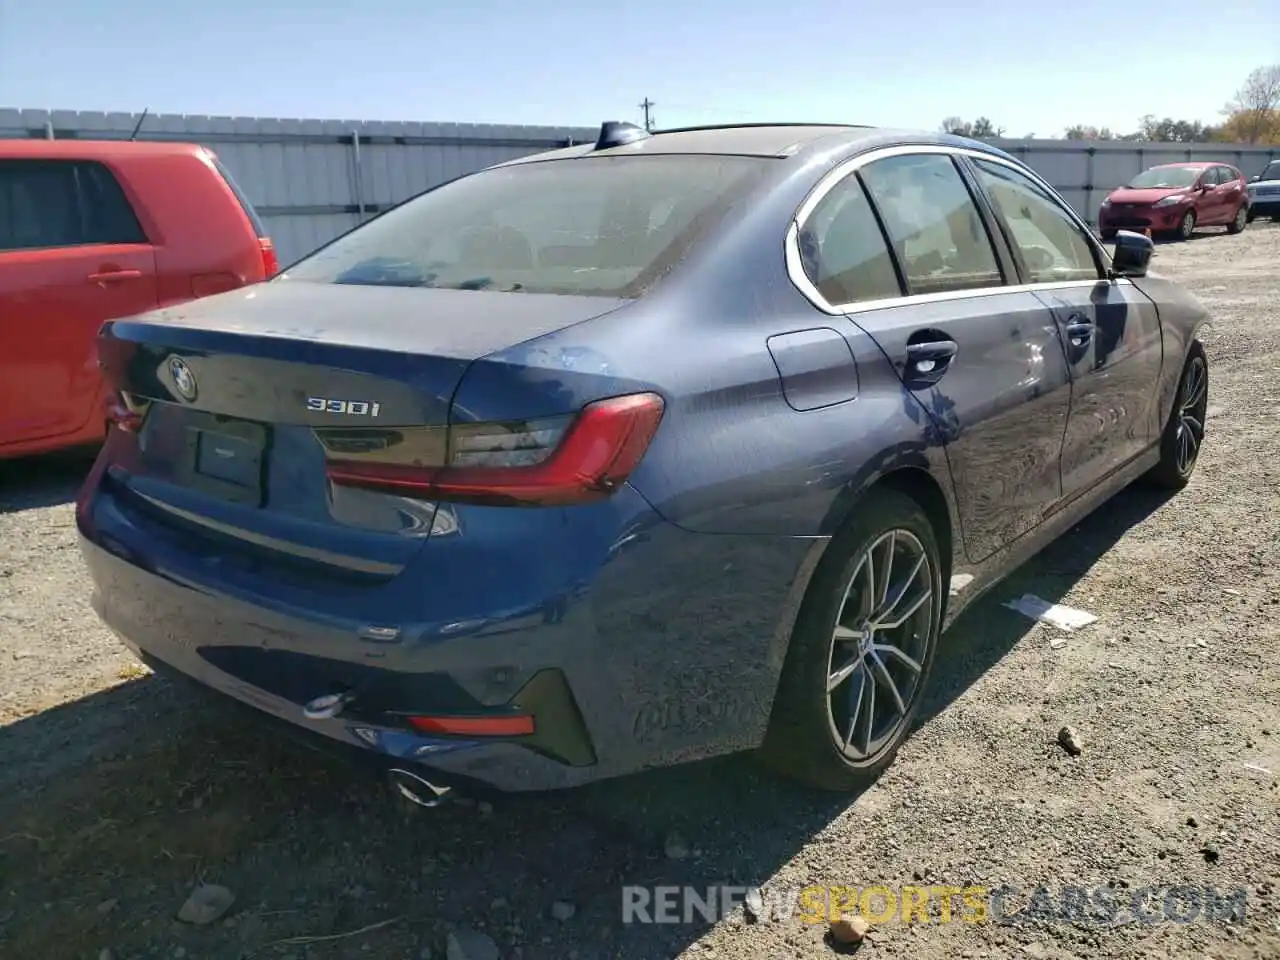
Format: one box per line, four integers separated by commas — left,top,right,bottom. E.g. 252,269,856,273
1147,346,1207,489
1227,205,1248,234
1176,210,1196,241
761,489,942,791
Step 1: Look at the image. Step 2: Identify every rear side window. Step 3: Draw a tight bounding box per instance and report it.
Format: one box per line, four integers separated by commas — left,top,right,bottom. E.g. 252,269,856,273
859,154,1004,296
0,159,145,252
280,155,774,298
970,158,1100,284
797,175,901,305
208,153,267,238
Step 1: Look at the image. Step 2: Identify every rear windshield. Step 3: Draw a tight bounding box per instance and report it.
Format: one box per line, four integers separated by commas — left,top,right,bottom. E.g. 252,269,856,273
208,152,267,237
278,155,774,298
1127,166,1202,189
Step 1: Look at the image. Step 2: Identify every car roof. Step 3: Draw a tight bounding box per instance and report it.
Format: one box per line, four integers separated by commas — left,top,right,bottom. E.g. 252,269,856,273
0,139,209,161
1151,161,1215,169
497,122,1010,168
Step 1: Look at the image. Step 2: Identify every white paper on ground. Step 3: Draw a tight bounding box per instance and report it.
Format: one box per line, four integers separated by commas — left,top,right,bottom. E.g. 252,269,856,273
1005,594,1098,632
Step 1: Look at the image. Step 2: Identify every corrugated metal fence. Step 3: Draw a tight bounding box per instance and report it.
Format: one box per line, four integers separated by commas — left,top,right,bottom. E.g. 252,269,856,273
4,108,1278,263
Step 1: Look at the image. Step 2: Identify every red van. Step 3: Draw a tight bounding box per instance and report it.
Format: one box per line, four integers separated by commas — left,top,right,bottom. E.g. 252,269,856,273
0,140,278,459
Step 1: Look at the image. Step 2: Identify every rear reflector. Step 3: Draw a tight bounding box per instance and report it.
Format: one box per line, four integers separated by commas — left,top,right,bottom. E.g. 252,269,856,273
259,237,280,278
322,391,665,507
407,714,536,737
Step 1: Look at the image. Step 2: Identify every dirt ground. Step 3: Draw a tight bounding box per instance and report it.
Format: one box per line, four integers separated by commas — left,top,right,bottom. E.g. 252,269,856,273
2,224,1278,960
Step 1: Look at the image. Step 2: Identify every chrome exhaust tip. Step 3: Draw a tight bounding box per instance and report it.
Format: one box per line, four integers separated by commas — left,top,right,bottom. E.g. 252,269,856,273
388,767,453,808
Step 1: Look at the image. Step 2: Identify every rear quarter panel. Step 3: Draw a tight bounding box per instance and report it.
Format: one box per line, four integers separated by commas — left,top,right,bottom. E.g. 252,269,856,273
467,145,963,545
113,152,264,305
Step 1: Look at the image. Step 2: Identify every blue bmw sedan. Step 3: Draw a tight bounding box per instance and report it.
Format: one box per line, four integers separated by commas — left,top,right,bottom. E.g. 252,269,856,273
79,121,1210,800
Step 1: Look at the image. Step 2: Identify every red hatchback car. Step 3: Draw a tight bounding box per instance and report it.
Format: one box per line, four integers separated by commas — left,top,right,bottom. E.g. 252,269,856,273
1098,162,1249,242
0,140,277,460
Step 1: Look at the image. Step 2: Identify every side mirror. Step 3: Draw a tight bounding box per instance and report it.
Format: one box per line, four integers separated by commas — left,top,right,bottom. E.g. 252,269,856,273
1251,175,1260,182
1111,230,1153,278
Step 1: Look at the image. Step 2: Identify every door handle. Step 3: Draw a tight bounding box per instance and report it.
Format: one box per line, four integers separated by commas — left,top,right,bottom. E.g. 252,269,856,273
903,338,958,384
1064,315,1094,346
88,269,143,283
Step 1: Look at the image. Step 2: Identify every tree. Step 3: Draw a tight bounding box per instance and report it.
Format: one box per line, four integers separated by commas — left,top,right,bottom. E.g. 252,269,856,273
1219,64,1280,143
1134,114,1219,142
1064,124,1118,140
940,116,1005,139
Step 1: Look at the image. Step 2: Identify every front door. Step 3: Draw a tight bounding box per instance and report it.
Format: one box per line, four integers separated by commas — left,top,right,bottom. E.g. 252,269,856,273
965,155,1164,501
0,158,158,449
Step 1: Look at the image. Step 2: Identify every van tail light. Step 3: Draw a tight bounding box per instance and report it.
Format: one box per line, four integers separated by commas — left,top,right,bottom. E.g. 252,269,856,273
259,237,280,278
319,392,665,507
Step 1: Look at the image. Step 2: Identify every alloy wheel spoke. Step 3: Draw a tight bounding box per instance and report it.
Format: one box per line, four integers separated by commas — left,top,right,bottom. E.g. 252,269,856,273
833,625,861,642
876,588,932,631
872,642,923,675
843,669,867,751
1183,364,1205,411
1182,414,1204,439
876,532,896,608
827,655,862,693
860,673,877,754
868,650,907,716
872,552,926,624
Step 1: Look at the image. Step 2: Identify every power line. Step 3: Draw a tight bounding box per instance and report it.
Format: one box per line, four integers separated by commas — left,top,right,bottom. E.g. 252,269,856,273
639,97,655,132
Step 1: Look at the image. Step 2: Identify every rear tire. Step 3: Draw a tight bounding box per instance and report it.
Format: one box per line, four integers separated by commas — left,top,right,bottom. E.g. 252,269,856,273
761,489,943,791
1227,205,1248,234
1146,344,1207,490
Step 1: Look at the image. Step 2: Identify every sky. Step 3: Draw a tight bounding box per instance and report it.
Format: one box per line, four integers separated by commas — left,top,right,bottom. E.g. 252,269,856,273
0,0,1275,138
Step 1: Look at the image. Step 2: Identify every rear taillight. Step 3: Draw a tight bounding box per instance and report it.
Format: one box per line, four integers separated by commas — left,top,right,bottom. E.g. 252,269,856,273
259,237,279,278
320,392,665,507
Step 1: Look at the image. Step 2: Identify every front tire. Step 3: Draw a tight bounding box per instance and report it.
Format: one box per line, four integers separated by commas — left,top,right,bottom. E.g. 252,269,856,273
1227,205,1248,234
1146,344,1207,489
1176,210,1196,241
761,489,943,791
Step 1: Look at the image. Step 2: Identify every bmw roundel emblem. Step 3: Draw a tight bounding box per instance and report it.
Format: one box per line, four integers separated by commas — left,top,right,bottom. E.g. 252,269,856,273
168,356,197,401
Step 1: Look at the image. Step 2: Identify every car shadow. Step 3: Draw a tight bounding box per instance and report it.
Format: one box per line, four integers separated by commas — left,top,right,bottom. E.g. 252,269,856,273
0,450,93,514
0,484,1172,960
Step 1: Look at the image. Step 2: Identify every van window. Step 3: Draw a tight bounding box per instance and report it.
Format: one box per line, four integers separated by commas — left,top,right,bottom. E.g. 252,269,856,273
0,159,145,251
859,154,1004,296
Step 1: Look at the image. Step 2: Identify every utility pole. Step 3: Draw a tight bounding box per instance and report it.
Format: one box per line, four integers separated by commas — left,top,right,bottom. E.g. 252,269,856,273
639,98,655,132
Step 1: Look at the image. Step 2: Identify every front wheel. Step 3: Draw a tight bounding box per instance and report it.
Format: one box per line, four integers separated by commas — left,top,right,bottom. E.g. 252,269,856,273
761,489,943,791
1176,210,1196,241
1227,205,1248,234
1146,345,1207,489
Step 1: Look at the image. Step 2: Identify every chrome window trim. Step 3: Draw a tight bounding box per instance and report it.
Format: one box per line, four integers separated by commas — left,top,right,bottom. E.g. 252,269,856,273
786,143,1120,317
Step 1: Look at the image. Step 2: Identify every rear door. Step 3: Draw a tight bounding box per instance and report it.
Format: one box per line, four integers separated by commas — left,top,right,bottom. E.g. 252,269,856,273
0,158,158,448
802,149,1075,562
965,155,1164,502
1218,166,1247,221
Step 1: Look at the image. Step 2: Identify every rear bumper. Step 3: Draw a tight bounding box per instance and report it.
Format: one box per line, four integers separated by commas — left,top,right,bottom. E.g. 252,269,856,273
79,481,822,792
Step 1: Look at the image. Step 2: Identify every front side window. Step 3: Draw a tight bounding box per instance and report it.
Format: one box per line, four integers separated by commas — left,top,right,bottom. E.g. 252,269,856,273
0,159,144,252
971,158,1100,284
858,153,1003,296
281,155,774,298
797,174,901,306
1127,166,1201,189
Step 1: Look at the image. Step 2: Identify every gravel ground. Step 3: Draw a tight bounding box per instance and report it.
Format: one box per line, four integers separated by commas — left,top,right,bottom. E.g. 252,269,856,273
2,224,1278,960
